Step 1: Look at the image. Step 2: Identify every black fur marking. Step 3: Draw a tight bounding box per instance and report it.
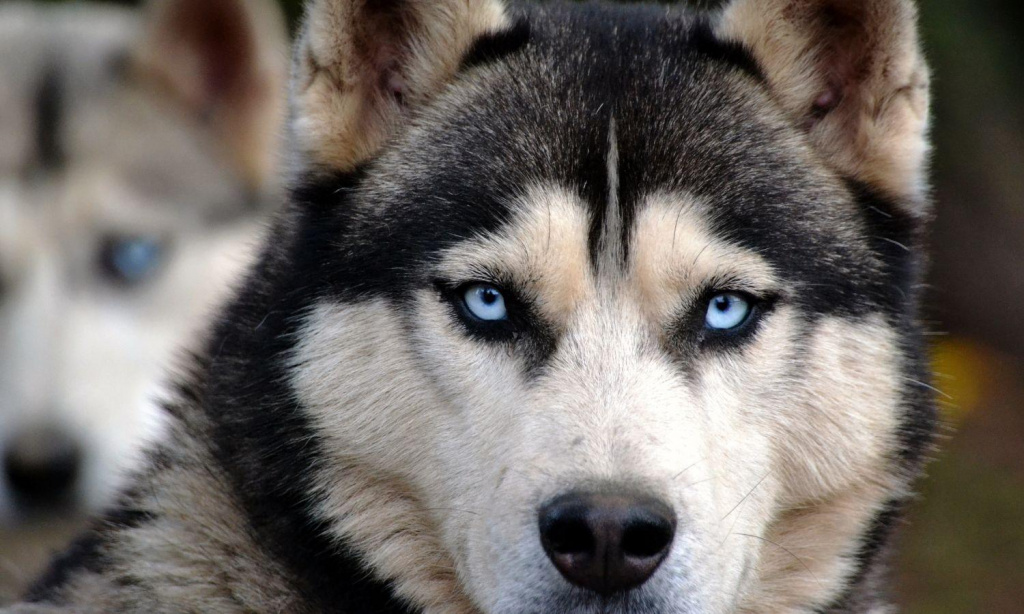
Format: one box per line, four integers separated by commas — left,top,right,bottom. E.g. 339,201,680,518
685,167,921,320
32,65,66,173
806,184,934,613
847,179,923,316
818,501,904,613
687,17,766,83
584,120,613,270
23,533,106,603
847,179,937,465
201,176,417,613
459,17,531,71
894,325,938,466
25,506,155,603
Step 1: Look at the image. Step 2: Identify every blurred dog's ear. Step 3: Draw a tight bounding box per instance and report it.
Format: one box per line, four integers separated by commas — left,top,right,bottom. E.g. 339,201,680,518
292,0,508,172
134,0,289,191
718,0,931,214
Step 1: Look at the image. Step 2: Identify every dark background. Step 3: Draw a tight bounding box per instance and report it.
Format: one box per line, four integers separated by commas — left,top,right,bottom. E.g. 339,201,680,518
35,0,1024,610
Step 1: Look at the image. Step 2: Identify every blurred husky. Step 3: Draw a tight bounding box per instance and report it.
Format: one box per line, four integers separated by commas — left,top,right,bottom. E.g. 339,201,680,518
0,0,287,599
8,0,936,612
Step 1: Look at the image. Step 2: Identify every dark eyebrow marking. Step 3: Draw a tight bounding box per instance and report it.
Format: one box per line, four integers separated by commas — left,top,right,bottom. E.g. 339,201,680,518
34,65,67,172
459,17,531,72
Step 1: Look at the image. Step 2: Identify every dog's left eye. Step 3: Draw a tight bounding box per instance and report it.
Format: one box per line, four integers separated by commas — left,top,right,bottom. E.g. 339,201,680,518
99,236,166,286
463,284,508,321
705,292,753,331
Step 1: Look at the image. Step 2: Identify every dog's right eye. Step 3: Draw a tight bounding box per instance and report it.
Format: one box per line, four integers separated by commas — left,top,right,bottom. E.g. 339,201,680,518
462,284,508,321
705,292,752,331
98,236,166,287
436,280,527,343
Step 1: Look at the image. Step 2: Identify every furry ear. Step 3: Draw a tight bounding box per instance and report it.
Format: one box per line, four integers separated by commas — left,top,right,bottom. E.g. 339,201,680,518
717,0,931,214
133,0,289,191
292,0,508,172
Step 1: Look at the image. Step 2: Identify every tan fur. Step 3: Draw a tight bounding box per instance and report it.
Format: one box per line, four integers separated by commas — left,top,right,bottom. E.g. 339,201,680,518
293,302,479,613
98,420,304,612
438,185,594,324
630,192,781,324
717,0,931,210
733,318,905,612
292,0,508,171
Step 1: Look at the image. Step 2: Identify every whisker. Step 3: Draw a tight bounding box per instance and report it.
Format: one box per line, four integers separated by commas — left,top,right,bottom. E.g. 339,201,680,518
721,472,770,522
420,507,481,516
902,376,953,400
718,472,772,549
673,457,706,481
873,236,910,252
679,476,715,491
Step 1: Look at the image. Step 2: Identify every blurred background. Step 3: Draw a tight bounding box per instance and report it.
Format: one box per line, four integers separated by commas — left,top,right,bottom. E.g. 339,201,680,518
6,0,1024,611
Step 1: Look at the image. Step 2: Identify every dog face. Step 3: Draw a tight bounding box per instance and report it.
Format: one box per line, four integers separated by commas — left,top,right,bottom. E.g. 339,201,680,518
281,1,934,612
0,0,285,585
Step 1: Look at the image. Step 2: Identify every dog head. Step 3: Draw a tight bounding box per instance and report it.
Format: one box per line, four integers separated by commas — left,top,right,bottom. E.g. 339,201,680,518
0,0,285,539
273,0,934,611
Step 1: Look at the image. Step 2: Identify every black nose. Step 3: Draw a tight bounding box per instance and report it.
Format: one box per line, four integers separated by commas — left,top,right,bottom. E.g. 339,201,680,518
539,490,676,595
3,425,82,509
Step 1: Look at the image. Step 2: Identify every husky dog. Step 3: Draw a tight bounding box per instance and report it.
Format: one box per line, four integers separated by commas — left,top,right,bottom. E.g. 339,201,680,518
7,0,936,611
0,0,287,599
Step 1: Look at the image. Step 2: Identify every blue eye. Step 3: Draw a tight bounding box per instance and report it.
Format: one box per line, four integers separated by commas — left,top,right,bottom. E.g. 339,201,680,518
705,292,752,331
100,236,165,285
463,284,508,321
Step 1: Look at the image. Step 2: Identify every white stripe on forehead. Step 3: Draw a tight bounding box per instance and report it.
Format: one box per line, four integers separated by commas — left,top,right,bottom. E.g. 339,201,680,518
597,115,622,273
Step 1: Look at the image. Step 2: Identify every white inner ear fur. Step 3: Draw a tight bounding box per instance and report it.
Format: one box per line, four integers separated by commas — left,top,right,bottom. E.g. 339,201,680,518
717,0,931,210
293,0,509,172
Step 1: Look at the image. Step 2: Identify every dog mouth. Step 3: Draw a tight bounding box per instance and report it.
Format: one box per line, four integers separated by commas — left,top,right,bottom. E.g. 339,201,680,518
503,586,679,614
487,563,700,614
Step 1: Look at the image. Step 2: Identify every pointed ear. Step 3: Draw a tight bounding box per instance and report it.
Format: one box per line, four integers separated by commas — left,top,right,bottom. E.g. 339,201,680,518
292,0,508,172
717,0,931,215
133,0,289,191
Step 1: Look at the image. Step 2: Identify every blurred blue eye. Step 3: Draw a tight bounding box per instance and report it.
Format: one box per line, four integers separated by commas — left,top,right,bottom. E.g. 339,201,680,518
100,236,165,285
705,292,752,331
463,284,508,321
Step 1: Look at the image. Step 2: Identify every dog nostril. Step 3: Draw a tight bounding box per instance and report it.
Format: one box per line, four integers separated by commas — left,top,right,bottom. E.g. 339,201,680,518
543,513,595,555
3,425,82,509
622,516,675,559
539,490,676,596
